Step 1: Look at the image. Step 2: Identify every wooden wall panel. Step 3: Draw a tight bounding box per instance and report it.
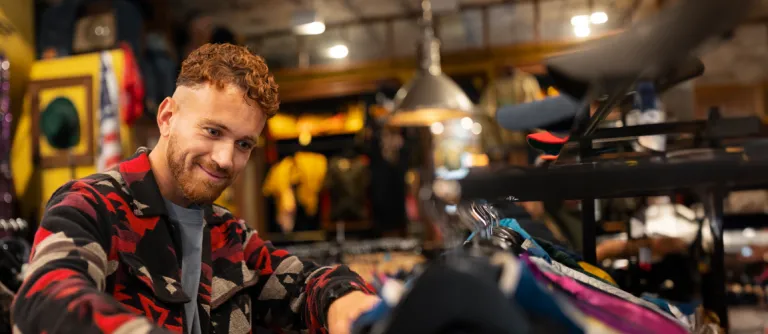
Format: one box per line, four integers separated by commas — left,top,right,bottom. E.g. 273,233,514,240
694,83,766,119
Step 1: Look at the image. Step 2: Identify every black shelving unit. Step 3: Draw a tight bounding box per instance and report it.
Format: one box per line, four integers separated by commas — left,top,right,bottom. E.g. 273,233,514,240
452,114,768,330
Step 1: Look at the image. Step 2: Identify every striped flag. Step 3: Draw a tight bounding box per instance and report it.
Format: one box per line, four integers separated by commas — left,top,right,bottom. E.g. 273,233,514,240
97,51,122,171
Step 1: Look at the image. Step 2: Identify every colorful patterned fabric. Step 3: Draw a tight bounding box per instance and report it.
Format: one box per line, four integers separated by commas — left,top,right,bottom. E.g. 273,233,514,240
12,148,372,333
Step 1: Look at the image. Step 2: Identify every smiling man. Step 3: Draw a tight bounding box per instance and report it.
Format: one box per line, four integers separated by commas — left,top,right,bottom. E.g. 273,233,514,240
12,43,378,334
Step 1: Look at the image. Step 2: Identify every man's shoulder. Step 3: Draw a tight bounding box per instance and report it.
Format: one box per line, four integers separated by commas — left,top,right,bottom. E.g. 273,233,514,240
52,169,128,200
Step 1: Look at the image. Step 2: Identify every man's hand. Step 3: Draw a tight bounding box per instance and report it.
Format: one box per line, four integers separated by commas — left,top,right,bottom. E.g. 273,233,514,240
327,291,381,334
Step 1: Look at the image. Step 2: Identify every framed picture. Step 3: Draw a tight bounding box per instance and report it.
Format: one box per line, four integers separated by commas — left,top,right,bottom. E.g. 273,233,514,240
29,75,94,168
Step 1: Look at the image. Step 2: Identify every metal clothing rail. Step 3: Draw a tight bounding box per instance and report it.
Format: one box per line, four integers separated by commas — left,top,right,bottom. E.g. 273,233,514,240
449,115,768,331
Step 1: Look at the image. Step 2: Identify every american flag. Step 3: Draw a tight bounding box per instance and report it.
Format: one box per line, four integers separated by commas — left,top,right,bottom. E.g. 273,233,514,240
97,51,122,171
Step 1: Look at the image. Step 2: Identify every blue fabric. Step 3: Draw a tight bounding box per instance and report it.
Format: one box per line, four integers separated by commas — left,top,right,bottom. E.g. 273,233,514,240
352,256,585,334
513,262,584,334
500,218,552,262
641,294,698,316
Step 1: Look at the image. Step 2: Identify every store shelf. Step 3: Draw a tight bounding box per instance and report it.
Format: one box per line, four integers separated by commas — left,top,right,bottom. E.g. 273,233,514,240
458,153,768,202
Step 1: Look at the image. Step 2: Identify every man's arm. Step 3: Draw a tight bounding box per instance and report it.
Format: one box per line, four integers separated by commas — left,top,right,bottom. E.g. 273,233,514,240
242,227,374,331
12,181,163,333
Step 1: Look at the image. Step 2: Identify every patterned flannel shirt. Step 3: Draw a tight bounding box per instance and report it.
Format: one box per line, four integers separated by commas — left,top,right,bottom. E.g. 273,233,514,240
11,148,372,333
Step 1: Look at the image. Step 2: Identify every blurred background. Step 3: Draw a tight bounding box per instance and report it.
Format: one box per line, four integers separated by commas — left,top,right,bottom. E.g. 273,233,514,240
1,0,768,332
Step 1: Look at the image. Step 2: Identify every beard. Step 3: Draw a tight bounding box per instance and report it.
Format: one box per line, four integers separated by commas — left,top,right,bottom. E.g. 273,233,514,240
166,135,233,204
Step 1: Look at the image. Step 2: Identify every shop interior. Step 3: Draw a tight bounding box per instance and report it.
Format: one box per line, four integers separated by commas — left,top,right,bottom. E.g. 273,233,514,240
2,0,768,332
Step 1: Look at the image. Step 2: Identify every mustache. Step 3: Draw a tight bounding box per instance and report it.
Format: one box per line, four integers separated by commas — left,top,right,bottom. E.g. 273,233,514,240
195,158,232,179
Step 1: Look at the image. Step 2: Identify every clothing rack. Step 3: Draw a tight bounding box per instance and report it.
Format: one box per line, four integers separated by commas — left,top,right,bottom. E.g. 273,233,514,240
284,238,422,257
450,111,768,330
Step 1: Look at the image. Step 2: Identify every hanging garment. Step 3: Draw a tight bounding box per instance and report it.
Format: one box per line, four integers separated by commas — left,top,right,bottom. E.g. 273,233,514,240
293,152,327,216
262,157,299,232
37,0,144,59
536,237,618,286
325,156,370,222
480,70,543,118
486,215,692,329
499,218,552,262
97,51,122,172
119,42,144,125
480,70,543,148
142,33,177,117
578,262,618,286
353,260,532,334
526,255,691,333
354,253,601,334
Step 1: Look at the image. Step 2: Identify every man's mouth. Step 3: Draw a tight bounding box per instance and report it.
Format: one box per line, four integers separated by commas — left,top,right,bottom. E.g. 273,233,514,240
198,164,228,181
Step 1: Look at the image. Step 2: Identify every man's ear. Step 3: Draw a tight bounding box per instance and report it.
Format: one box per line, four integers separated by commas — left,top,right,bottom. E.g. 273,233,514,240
156,97,175,137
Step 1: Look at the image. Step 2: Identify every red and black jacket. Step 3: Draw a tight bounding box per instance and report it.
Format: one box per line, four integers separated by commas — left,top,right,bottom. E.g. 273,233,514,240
12,148,372,333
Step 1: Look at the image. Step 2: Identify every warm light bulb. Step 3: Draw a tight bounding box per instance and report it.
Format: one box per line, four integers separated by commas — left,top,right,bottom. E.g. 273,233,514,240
590,12,608,24
471,122,482,135
293,21,326,35
327,44,349,59
430,122,444,135
460,117,473,130
574,25,591,38
570,15,589,26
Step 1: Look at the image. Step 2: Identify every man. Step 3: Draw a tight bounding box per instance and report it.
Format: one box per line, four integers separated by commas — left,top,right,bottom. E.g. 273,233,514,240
12,43,379,334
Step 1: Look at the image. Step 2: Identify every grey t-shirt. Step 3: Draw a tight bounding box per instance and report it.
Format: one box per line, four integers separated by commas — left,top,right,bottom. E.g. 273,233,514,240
164,199,204,334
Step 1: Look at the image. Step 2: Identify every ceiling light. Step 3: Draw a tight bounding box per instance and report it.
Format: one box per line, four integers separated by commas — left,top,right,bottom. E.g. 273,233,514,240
574,25,591,38
460,117,473,129
386,0,476,127
327,44,349,59
471,122,482,135
292,10,326,35
591,12,608,24
570,15,590,26
430,122,444,135
293,21,325,35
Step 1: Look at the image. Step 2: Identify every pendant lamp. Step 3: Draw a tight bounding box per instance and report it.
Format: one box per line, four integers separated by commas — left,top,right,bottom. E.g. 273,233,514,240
387,0,475,127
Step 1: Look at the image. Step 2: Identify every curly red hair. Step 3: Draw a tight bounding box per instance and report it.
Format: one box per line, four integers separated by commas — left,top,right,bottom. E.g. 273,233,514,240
176,43,280,117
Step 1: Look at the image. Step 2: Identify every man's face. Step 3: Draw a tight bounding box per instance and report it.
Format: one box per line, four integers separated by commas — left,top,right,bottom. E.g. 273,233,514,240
165,84,266,204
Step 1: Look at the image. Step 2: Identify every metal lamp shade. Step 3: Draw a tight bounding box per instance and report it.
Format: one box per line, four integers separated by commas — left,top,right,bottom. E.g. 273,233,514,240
388,71,475,127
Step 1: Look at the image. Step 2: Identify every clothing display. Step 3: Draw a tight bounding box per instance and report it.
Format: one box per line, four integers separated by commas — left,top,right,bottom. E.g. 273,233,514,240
142,33,177,116
368,120,409,234
325,155,370,223
349,205,716,334
294,152,328,217
262,152,328,232
38,0,144,58
479,69,543,150
262,156,299,232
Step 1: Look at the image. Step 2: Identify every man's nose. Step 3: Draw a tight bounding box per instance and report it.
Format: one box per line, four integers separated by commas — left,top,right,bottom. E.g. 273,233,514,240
210,143,234,171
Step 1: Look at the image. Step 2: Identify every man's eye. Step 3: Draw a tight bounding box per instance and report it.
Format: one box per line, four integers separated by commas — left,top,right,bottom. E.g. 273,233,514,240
237,141,253,150
206,128,221,137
